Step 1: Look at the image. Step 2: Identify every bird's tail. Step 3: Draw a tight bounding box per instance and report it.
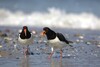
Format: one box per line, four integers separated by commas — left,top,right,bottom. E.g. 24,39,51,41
65,40,73,47
68,41,73,43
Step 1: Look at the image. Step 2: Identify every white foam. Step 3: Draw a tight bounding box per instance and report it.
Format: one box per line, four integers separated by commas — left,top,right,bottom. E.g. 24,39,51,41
0,8,100,30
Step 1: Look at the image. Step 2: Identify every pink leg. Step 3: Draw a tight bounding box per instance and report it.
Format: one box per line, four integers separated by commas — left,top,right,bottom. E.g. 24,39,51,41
23,47,29,56
23,47,26,58
60,50,63,59
48,51,54,59
24,48,27,58
25,48,29,55
23,47,25,55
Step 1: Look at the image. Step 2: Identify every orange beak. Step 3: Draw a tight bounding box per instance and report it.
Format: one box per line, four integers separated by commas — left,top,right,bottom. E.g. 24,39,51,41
41,31,46,36
24,29,27,36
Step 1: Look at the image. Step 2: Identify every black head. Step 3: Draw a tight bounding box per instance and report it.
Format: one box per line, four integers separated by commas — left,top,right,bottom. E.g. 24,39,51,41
43,27,51,33
42,27,56,40
23,26,28,30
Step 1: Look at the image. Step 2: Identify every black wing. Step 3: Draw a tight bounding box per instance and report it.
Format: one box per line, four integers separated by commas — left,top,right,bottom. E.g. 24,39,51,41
56,33,69,44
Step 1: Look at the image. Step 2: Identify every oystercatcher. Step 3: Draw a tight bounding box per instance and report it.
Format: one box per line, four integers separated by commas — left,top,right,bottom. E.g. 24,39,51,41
18,26,33,56
41,27,73,59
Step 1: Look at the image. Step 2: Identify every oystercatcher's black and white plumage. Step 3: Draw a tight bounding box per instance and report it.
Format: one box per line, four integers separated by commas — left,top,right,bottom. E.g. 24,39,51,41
18,26,33,56
41,27,73,59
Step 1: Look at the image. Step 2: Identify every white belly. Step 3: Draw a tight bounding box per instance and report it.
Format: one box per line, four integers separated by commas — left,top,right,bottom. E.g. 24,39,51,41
48,37,67,49
18,35,33,46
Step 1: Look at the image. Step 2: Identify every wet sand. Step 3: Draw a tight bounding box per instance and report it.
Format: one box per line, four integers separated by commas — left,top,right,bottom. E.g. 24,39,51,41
0,27,100,67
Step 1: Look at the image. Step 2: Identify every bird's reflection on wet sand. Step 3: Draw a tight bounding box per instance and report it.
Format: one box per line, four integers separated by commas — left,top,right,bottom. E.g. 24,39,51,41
19,55,63,67
20,55,30,67
50,58,63,67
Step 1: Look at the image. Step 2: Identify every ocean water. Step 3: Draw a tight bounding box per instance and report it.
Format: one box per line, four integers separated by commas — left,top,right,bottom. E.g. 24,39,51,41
0,0,100,30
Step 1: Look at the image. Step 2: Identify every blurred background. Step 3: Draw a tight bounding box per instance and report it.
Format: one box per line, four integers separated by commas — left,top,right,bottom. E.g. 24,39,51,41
0,1,100,67
0,0,100,30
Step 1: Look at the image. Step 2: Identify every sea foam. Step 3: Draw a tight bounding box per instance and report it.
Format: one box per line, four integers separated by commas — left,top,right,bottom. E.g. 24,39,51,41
0,8,100,30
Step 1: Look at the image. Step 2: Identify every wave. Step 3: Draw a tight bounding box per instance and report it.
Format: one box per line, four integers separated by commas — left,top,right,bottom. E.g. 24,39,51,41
0,8,100,30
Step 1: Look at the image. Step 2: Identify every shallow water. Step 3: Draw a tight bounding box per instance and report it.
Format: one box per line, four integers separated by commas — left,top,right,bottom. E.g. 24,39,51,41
0,27,100,67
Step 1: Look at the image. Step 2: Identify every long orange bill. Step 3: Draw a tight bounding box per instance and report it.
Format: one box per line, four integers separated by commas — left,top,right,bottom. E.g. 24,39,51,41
24,29,27,36
41,31,46,36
